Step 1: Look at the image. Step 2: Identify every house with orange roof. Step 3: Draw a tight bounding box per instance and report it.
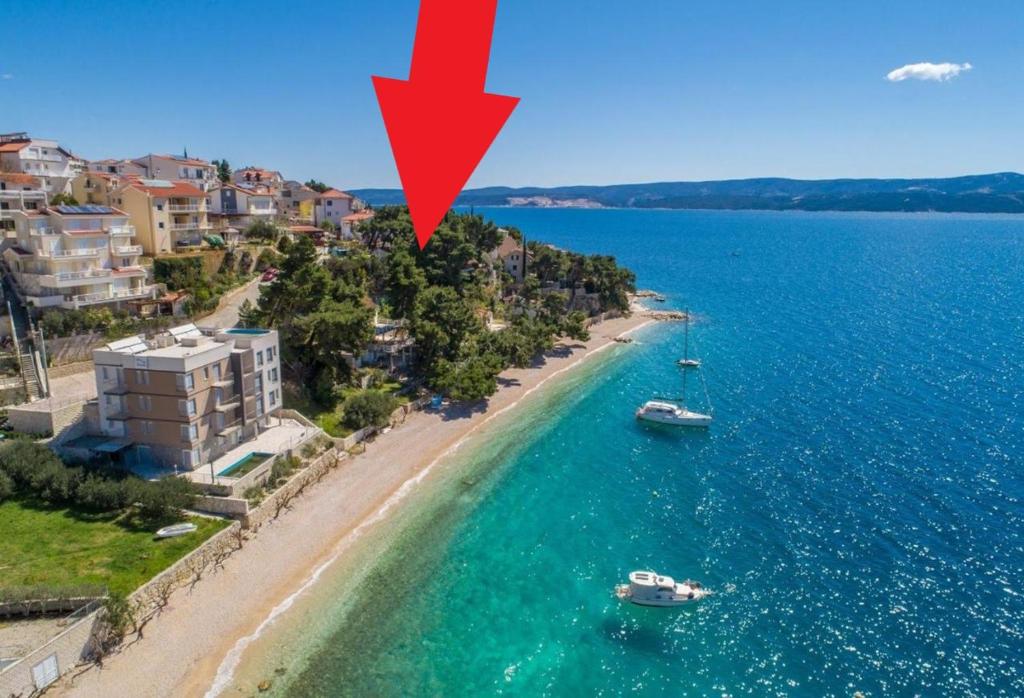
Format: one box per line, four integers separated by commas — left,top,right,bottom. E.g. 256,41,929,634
278,180,318,223
0,132,84,196
1,205,153,310
111,179,212,254
87,158,147,178
131,153,217,192
340,210,375,239
313,188,355,232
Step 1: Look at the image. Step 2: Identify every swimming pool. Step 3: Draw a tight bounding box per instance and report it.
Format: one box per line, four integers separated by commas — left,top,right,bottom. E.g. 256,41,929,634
225,328,269,335
217,452,274,477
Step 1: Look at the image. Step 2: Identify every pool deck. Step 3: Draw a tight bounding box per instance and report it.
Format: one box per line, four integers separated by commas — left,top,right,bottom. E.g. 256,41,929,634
187,418,314,486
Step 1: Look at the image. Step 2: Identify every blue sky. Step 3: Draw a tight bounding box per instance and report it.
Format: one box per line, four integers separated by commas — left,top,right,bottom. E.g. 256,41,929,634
2,1,1021,188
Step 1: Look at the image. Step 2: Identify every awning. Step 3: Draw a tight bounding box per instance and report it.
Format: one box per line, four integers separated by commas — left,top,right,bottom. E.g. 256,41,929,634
93,439,134,453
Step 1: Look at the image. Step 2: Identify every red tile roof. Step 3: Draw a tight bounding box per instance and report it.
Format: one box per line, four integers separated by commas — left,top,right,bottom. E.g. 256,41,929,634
0,172,40,185
155,154,212,167
342,211,374,223
0,141,29,153
320,188,353,199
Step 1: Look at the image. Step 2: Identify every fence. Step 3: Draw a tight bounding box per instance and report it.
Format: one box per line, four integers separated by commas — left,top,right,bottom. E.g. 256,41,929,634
0,601,103,697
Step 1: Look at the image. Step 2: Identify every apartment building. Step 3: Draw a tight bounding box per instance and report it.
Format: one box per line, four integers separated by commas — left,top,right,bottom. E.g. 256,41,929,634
208,183,278,229
277,180,318,223
87,158,147,177
112,179,211,254
71,171,133,206
131,154,217,192
92,324,282,470
0,174,47,232
0,205,153,310
313,188,355,230
0,132,84,195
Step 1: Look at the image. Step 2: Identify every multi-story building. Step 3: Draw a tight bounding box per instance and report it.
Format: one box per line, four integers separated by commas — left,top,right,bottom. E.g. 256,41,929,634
313,188,355,230
277,181,318,223
208,183,278,229
494,234,530,282
131,154,217,192
112,179,211,253
86,158,147,177
0,173,47,232
1,205,153,310
92,324,282,470
232,167,284,188
0,132,84,196
71,171,133,207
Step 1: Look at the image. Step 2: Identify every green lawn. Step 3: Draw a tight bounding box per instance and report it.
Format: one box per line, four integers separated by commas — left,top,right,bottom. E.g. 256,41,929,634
283,380,411,438
0,500,229,596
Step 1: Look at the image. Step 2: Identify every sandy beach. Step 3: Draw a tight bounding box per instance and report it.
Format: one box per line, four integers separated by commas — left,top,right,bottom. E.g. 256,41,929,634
56,310,659,698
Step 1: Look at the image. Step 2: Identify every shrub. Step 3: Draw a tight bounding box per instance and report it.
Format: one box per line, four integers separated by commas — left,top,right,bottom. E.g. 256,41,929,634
342,390,400,430
255,247,283,272
153,256,204,291
77,475,130,512
131,477,196,522
0,471,13,502
246,220,279,243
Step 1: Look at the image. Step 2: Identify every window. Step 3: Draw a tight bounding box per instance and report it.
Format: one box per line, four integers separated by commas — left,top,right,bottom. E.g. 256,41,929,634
255,373,263,392
202,366,209,380
212,363,222,380
101,366,110,380
181,423,198,441
136,369,149,385
269,390,277,407
256,352,264,368
192,448,202,465
141,420,154,435
156,204,164,211
138,395,152,411
181,449,193,467
256,396,265,417
158,222,164,229
177,373,195,391
180,398,197,416
214,387,223,404
270,367,278,383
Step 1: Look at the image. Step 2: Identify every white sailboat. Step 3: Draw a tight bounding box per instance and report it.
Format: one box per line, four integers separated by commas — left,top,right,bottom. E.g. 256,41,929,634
637,316,713,427
677,309,700,368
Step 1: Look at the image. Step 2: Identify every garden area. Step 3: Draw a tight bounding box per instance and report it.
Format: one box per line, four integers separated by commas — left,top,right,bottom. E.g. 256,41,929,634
283,378,408,438
0,440,226,596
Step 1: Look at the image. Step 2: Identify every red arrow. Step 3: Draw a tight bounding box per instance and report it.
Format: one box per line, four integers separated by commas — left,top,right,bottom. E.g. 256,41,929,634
373,0,520,249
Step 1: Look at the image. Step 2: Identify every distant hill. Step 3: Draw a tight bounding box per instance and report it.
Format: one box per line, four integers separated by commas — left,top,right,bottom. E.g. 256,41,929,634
352,173,1024,214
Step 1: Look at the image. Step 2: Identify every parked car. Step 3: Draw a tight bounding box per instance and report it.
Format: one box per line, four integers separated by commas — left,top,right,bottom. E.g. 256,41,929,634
261,267,279,282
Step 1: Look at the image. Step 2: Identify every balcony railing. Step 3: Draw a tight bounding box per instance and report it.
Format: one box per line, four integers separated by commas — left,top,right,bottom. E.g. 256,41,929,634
170,222,212,232
112,245,143,256
37,269,113,287
41,247,103,258
107,225,136,236
64,285,155,309
28,227,58,237
167,204,202,213
112,286,154,299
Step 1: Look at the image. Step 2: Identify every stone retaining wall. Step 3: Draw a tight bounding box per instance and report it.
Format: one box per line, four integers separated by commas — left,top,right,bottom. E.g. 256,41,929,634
244,448,344,530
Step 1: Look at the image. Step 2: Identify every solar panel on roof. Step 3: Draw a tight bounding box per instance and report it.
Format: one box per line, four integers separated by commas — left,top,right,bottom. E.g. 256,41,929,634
53,204,116,214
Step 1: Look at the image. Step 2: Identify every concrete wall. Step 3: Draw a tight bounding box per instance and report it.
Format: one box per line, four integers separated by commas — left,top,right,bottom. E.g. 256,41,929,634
0,603,102,697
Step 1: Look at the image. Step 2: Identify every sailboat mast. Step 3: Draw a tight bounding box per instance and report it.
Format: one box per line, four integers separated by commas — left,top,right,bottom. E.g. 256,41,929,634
684,309,690,361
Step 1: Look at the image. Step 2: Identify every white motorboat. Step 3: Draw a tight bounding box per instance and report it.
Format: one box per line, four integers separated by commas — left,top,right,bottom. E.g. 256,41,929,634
635,400,712,427
154,522,197,539
615,571,710,607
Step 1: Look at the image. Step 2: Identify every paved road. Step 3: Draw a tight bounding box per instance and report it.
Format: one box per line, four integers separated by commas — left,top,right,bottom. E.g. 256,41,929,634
200,277,263,329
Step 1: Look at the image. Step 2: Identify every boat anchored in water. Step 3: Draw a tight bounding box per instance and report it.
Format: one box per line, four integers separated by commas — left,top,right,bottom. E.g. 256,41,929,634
637,308,712,427
676,309,701,368
615,571,710,607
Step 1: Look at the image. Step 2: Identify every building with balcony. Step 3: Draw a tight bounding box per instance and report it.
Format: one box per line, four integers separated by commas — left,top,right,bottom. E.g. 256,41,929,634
131,154,217,192
0,174,47,233
70,171,134,207
208,183,278,229
0,132,84,196
277,181,318,223
0,205,154,310
86,158,147,177
92,324,282,471
112,179,211,253
313,188,355,231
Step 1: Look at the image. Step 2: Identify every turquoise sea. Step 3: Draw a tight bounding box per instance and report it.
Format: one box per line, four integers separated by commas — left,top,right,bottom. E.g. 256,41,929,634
280,209,1024,696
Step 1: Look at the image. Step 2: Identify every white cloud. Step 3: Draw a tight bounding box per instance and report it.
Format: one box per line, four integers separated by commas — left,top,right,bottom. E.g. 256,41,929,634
1,74,12,80
886,62,972,82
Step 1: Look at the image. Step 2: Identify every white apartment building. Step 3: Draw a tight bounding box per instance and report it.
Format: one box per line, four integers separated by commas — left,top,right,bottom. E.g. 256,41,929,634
208,183,277,228
1,205,154,310
313,188,355,229
0,132,84,196
87,158,147,177
0,173,47,229
131,154,217,192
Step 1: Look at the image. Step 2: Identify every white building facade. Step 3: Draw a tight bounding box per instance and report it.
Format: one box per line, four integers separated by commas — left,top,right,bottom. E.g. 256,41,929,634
0,133,83,196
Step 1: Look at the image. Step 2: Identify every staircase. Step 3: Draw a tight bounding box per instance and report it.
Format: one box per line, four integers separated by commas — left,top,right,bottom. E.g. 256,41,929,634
18,352,42,401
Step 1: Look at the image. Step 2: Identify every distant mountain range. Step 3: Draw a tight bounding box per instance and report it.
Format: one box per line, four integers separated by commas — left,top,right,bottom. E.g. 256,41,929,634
352,172,1024,214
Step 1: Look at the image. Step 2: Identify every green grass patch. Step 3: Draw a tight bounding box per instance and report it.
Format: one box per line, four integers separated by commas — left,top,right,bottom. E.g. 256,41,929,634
0,499,228,596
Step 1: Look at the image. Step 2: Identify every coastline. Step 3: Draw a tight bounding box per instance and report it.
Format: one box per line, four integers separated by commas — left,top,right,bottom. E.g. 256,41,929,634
58,310,660,698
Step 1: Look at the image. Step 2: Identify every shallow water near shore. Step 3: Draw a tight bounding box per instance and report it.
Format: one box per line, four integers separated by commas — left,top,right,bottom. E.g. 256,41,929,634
241,209,1023,696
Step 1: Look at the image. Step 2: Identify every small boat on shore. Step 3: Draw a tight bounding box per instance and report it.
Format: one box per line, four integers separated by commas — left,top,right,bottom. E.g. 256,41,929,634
615,571,710,607
155,522,197,540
